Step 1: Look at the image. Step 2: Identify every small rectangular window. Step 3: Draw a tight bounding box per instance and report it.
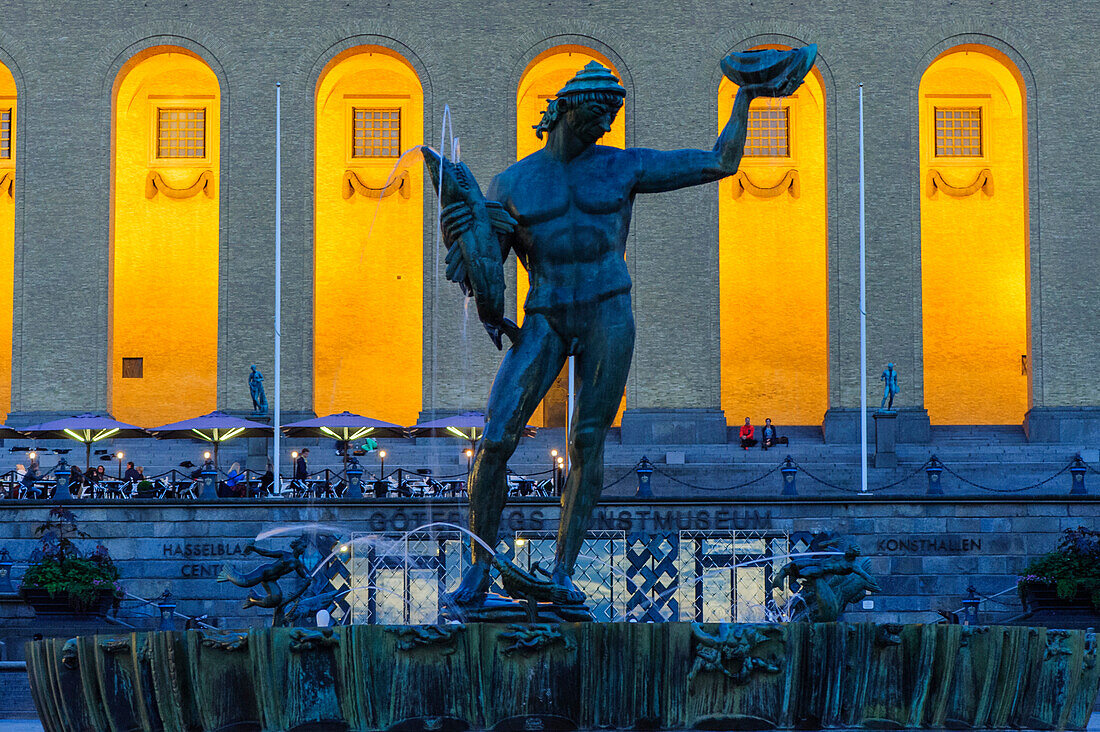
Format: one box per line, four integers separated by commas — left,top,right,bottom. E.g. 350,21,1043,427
744,107,789,157
122,358,143,379
352,108,401,158
157,108,206,158
935,107,982,157
0,109,10,159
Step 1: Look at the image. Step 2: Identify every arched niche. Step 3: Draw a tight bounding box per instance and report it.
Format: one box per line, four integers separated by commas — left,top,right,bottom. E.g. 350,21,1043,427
919,44,1029,425
0,61,14,418
718,48,828,427
314,46,424,424
111,46,220,425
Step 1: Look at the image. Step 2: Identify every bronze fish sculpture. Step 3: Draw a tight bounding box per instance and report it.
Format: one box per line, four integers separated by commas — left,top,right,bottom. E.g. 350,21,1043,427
422,146,520,349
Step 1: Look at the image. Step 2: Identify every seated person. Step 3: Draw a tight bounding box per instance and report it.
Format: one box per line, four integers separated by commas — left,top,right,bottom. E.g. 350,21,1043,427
221,462,246,498
761,418,788,450
259,464,275,496
123,461,141,483
739,417,757,450
22,461,41,498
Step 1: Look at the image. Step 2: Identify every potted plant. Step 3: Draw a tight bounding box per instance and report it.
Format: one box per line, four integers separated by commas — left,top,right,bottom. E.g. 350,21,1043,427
1018,526,1100,615
19,507,123,615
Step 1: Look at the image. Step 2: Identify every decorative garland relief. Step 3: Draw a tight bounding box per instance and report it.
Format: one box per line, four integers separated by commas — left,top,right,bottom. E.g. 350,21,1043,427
731,169,800,200
926,168,993,198
343,169,409,200
146,170,214,200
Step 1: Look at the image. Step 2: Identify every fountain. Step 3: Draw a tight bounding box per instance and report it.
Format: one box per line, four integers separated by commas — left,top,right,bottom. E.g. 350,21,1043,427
22,45,1100,731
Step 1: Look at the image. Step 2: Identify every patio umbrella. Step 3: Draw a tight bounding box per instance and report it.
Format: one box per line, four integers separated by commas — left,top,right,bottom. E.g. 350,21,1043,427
148,411,272,469
21,413,149,469
409,411,536,451
0,425,27,440
282,411,406,476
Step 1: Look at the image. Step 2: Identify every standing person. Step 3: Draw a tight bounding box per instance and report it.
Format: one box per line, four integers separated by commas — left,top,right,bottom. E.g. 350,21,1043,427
739,418,757,450
295,449,309,481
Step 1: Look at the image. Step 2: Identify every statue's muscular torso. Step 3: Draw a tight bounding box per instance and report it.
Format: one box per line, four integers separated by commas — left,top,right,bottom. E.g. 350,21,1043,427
490,144,640,313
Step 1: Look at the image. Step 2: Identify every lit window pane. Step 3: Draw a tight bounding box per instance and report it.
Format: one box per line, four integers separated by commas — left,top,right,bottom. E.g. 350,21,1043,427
157,108,206,158
352,107,401,158
934,107,982,157
0,109,10,159
744,107,789,157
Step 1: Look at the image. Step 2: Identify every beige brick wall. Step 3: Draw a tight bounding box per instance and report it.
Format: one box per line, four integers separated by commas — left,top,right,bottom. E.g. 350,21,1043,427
0,1,1095,420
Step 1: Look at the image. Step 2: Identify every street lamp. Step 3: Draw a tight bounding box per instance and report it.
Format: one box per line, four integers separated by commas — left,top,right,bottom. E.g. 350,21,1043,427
465,448,473,474
116,451,125,479
556,455,565,494
378,450,386,480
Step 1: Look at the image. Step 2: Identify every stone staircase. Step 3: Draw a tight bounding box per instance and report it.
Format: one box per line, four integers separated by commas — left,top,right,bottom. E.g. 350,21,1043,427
2,423,1094,499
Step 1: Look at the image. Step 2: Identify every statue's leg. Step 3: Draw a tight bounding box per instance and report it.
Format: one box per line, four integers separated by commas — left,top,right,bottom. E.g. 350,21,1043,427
451,313,567,604
553,295,635,589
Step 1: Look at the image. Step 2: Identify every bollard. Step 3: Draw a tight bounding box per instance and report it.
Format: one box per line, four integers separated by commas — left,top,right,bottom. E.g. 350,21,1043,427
961,585,980,626
0,549,13,594
1070,454,1087,496
156,589,176,631
200,460,219,500
636,456,654,498
53,457,73,501
345,462,364,500
926,456,944,495
780,456,797,496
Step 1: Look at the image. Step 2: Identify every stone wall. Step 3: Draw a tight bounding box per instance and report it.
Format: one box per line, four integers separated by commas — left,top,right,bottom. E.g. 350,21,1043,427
0,497,1093,630
0,1,1097,437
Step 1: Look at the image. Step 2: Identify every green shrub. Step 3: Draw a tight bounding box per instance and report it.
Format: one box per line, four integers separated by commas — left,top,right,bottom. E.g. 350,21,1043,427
19,508,123,610
1018,526,1100,608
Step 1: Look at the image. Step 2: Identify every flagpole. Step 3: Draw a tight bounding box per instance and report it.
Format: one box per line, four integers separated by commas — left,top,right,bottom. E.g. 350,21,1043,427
859,83,868,494
273,82,282,492
566,356,574,474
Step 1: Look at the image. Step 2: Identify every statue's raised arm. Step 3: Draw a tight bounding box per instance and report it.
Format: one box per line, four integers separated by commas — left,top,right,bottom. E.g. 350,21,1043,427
422,147,520,350
631,45,817,194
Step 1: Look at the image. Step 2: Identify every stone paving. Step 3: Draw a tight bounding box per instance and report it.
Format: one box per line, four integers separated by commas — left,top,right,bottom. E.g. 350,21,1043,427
3,719,1100,731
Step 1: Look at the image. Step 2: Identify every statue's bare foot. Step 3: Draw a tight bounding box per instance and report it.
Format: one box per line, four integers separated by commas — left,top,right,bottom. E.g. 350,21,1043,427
448,562,492,606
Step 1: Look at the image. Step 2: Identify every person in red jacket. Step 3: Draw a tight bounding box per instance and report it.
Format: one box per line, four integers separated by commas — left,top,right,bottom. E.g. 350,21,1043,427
739,417,757,450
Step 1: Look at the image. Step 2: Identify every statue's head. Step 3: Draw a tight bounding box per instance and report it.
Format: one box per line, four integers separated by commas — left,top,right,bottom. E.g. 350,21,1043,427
534,61,625,142
887,362,895,371
290,536,308,554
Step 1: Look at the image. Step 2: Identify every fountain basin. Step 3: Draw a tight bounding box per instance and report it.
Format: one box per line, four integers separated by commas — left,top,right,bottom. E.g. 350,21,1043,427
25,622,1100,731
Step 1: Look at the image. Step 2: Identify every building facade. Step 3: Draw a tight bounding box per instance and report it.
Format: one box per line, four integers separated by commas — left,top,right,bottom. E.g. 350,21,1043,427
0,1,1097,443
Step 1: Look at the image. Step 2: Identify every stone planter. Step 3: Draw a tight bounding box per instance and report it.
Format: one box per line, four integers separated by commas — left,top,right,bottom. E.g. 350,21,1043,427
19,587,115,616
1020,582,1100,615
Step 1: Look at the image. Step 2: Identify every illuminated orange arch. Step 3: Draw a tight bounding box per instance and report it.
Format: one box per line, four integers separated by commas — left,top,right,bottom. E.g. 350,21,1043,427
110,46,220,425
314,46,424,424
0,60,14,419
717,47,828,427
919,44,1029,425
514,45,626,428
